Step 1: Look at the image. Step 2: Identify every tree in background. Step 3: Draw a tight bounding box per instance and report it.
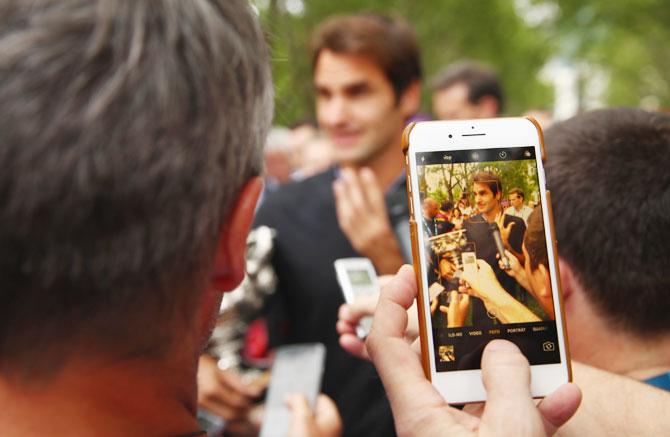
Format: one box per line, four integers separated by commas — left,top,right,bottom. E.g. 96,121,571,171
256,0,553,125
255,0,668,125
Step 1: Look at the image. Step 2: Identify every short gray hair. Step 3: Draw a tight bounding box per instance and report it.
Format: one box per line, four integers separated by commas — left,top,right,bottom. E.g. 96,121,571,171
0,0,273,378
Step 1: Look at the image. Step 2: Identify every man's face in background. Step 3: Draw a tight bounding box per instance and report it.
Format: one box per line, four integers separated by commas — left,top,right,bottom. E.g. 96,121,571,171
314,50,408,166
432,83,481,120
473,182,500,215
509,193,524,209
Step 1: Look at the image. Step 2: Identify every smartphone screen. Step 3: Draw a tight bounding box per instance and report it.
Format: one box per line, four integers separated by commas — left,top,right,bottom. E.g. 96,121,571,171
414,145,561,372
346,268,376,293
260,343,326,437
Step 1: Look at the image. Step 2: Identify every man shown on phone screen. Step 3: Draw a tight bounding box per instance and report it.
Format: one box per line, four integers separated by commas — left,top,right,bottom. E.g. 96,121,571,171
463,171,527,326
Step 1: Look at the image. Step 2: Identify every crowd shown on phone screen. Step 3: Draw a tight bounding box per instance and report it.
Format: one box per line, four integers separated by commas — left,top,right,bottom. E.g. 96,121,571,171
0,2,668,437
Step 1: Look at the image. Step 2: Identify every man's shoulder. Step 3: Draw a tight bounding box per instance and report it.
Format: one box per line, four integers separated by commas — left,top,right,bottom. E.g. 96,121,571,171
504,206,515,215
465,213,486,224
267,168,335,202
257,169,334,209
254,168,336,227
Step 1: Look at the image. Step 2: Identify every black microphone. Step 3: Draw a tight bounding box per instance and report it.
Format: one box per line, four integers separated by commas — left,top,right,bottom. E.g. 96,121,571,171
489,222,511,270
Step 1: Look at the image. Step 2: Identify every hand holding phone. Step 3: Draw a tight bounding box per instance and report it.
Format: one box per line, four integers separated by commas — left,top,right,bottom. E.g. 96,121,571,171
403,117,571,403
366,266,581,435
334,258,380,338
260,344,326,437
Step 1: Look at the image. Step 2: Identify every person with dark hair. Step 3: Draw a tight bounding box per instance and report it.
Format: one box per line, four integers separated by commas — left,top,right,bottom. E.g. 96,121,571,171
544,107,670,391
431,60,503,120
505,187,534,224
242,12,422,436
423,198,454,237
0,1,341,435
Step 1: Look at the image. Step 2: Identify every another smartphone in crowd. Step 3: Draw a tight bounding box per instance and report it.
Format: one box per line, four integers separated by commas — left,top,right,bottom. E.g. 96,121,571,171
402,117,571,404
260,343,326,437
334,257,380,338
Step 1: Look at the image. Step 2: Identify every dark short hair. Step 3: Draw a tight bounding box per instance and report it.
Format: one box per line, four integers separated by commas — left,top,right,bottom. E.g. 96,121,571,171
441,201,454,212
472,171,502,197
310,12,422,100
509,188,525,199
0,0,272,379
431,61,503,114
524,207,547,271
545,108,670,336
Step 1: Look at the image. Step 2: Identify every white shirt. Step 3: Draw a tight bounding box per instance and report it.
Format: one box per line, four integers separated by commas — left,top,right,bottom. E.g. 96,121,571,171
504,204,534,224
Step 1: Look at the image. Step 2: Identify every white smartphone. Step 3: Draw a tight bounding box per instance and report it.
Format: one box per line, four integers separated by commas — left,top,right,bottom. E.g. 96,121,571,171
260,343,326,437
333,257,379,338
403,117,571,404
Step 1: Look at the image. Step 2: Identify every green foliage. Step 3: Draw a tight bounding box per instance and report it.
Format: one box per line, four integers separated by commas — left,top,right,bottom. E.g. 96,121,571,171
423,160,540,205
256,0,669,124
255,0,553,125
540,0,670,107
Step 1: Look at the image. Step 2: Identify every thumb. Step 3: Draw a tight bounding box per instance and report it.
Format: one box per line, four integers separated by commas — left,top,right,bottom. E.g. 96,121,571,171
285,394,315,437
480,340,539,434
314,395,342,437
338,294,377,324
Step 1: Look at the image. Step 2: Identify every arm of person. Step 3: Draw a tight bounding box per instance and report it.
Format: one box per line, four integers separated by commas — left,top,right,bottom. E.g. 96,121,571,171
497,215,525,265
332,167,404,274
556,362,670,436
461,259,540,324
439,290,471,328
500,249,533,293
364,265,581,436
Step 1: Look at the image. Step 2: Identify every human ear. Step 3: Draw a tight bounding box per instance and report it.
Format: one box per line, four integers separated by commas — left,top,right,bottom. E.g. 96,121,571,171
558,257,576,301
399,80,421,117
209,177,263,291
476,95,500,118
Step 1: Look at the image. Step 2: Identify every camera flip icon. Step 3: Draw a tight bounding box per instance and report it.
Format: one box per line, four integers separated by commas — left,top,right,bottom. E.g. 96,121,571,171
542,341,555,352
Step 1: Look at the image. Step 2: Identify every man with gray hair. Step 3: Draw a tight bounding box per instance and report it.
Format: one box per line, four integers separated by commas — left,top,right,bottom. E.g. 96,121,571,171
0,1,341,435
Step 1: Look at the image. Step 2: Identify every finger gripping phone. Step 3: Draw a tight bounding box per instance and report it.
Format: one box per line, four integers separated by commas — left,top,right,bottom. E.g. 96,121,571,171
403,117,571,404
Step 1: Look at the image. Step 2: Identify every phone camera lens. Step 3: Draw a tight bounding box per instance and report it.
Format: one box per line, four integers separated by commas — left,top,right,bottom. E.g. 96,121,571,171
471,126,475,129
448,134,453,138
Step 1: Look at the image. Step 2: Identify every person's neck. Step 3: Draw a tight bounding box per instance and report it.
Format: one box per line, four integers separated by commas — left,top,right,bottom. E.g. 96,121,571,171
568,296,670,380
575,330,670,381
483,205,502,223
0,353,200,437
343,137,404,191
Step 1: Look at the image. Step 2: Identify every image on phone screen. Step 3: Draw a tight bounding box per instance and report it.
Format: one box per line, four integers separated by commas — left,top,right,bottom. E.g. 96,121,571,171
416,146,561,372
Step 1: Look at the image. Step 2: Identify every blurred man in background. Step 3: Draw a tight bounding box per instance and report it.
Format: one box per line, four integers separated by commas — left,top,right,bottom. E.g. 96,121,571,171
236,12,421,436
431,61,503,120
505,187,534,224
